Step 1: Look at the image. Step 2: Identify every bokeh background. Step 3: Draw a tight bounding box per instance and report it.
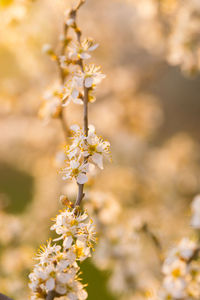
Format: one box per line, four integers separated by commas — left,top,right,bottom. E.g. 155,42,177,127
0,0,200,299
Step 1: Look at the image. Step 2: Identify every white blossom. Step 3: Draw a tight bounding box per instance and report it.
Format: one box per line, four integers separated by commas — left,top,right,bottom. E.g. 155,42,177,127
29,205,96,299
39,83,63,121
64,124,110,173
50,206,96,258
62,78,83,106
76,65,105,88
83,125,111,169
160,234,200,300
68,38,99,60
62,159,89,184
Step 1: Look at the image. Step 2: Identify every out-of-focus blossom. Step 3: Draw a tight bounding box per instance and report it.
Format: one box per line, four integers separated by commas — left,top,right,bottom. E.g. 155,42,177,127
191,195,200,229
38,83,63,121
160,202,200,300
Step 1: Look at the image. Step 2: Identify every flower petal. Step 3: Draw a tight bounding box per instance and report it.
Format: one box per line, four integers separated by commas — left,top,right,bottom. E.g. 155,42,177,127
63,236,73,249
77,173,88,184
85,77,93,88
92,153,103,169
80,53,91,59
88,43,99,51
46,278,55,291
70,124,80,132
73,97,83,105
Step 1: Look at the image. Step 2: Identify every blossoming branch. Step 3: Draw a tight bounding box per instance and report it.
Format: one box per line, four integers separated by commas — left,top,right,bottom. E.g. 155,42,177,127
29,1,110,299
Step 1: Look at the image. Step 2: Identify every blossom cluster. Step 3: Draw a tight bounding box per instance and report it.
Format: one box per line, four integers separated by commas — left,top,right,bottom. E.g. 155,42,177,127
84,190,149,296
61,125,111,184
62,63,105,106
2,0,200,299
38,82,63,122
29,204,96,299
29,3,105,299
167,0,200,74
125,0,200,74
40,37,105,121
160,196,200,300
39,5,111,186
161,238,200,299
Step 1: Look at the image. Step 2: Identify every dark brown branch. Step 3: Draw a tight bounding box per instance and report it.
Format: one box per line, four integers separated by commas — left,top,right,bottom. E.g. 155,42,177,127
83,86,89,136
75,87,89,206
46,291,60,300
75,86,89,207
76,183,84,206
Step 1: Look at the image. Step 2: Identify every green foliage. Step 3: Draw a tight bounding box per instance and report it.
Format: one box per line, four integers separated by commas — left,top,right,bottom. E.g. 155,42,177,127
82,260,116,300
0,163,33,214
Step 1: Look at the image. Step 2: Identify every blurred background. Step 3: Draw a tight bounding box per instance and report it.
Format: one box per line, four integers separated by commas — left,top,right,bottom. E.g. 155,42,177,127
0,0,200,299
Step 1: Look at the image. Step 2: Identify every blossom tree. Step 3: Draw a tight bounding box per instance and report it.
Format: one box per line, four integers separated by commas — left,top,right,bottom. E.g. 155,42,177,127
0,1,200,300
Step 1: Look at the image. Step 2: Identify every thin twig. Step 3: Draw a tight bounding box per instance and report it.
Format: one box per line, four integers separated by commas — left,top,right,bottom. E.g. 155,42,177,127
74,15,89,207
83,86,89,136
56,0,86,140
140,222,163,264
76,0,85,10
46,291,60,300
75,85,89,206
187,247,200,264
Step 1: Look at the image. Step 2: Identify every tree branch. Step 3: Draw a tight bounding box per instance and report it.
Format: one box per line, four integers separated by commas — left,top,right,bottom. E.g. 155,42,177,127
75,86,89,206
46,291,60,300
187,247,200,264
140,222,163,264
